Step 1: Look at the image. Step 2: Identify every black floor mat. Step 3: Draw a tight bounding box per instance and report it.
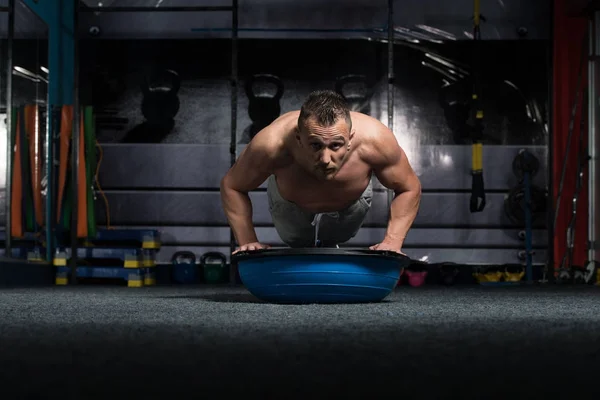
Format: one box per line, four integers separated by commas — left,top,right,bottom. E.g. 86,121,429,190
1,285,599,399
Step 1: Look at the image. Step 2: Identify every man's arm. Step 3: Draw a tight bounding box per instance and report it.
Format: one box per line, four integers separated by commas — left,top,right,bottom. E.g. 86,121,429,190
364,124,421,250
220,129,282,247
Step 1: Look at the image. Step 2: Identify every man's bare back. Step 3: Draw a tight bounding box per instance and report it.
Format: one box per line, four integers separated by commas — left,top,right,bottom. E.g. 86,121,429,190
220,90,421,253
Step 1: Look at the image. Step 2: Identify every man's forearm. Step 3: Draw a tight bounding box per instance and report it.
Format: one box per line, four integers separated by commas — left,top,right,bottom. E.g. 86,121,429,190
383,189,421,248
220,185,259,245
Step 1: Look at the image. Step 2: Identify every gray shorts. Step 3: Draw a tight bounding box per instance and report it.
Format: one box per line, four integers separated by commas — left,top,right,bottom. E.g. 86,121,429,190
266,175,373,247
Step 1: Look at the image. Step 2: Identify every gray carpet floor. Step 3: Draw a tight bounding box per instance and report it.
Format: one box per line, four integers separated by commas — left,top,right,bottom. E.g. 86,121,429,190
1,284,600,399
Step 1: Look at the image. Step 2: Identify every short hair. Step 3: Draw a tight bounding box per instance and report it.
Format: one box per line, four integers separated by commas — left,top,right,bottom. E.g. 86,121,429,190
298,90,352,133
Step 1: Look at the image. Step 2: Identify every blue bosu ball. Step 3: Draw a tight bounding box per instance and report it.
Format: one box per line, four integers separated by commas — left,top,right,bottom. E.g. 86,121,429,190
233,248,409,304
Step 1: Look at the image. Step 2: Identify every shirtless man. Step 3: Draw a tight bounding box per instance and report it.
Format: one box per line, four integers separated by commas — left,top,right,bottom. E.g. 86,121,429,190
220,90,421,254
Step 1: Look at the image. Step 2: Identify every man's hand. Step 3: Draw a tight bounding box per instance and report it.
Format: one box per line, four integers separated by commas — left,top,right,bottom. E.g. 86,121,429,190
369,241,405,255
233,242,271,254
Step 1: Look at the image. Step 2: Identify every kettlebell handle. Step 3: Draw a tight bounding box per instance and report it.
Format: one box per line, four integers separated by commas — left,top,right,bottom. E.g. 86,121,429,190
200,251,227,265
164,69,181,94
335,74,374,100
141,68,181,95
171,250,196,263
245,74,284,101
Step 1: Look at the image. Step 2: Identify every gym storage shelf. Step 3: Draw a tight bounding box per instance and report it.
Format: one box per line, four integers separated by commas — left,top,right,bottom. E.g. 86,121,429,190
53,228,161,287
54,265,150,288
0,231,46,261
53,247,157,288
53,247,157,267
84,228,161,249
3,2,238,287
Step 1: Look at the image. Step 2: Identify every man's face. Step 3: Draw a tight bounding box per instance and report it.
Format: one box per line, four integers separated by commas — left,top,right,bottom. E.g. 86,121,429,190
297,117,353,180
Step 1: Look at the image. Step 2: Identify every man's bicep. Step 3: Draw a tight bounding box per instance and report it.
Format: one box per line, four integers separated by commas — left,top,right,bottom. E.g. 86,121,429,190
374,142,420,193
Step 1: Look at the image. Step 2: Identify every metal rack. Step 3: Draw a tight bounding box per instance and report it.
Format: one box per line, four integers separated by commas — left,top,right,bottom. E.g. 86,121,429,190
1,1,239,285
2,0,53,262
75,1,239,285
588,12,599,280
2,0,15,256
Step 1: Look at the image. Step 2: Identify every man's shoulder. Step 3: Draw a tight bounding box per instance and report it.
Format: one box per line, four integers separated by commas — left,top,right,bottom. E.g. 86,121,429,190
246,113,297,160
353,112,387,138
355,114,401,166
259,111,297,142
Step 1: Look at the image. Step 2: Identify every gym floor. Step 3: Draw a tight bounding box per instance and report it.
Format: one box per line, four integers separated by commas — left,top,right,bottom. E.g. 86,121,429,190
1,284,599,399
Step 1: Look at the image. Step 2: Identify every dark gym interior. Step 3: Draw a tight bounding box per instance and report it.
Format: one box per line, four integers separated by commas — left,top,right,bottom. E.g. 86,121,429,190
0,0,599,398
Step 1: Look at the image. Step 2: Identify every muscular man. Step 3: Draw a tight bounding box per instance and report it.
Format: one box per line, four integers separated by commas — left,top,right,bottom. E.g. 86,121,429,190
220,90,421,254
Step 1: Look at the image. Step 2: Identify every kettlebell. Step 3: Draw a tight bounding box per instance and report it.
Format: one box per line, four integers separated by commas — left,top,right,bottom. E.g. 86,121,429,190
473,267,503,283
439,262,459,286
504,264,525,282
141,69,181,126
484,270,503,282
334,74,374,115
201,252,228,284
405,269,428,287
245,74,284,138
171,251,197,284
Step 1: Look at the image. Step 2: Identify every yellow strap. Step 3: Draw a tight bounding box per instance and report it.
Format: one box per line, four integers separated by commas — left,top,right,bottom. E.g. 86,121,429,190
471,143,483,171
474,0,480,26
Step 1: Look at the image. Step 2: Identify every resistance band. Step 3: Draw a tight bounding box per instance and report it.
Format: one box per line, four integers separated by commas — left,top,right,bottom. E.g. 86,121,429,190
77,111,88,238
25,105,44,229
57,105,72,227
56,105,91,239
9,104,98,243
470,0,485,213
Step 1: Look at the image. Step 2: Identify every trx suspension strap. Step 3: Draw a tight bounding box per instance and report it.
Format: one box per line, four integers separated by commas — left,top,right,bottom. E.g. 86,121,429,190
470,0,485,213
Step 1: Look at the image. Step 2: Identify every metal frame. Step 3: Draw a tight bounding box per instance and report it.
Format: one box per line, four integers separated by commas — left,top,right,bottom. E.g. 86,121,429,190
588,12,599,271
79,6,234,12
3,0,14,256
70,2,80,282
546,0,555,282
3,0,54,261
43,16,52,264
